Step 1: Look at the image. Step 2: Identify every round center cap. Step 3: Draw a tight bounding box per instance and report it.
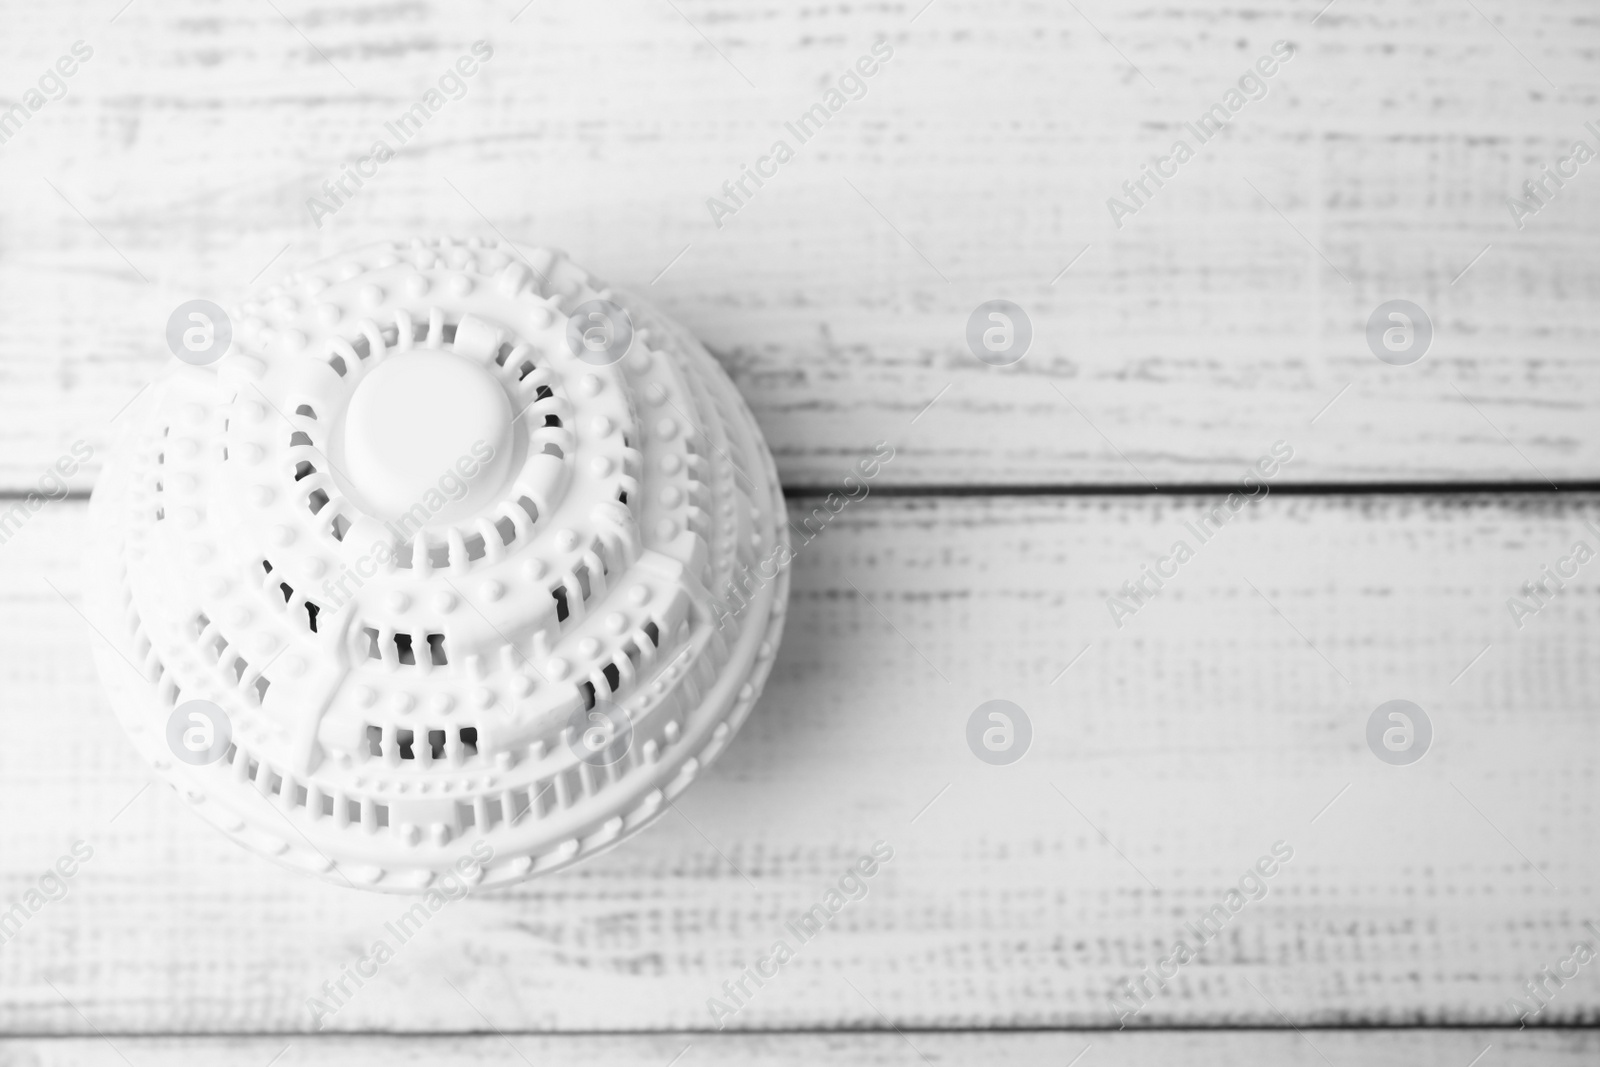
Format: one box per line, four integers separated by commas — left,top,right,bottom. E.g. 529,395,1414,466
340,350,514,524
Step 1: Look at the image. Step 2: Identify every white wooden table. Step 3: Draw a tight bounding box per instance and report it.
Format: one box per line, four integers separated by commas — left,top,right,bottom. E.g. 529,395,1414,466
1,1,1595,1063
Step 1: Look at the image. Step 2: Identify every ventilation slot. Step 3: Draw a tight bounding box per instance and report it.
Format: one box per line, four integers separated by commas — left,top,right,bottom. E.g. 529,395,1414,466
542,443,564,458
463,532,486,561
517,359,536,381
330,514,351,541
602,662,620,692
495,342,514,366
427,633,448,666
507,789,532,825
366,724,383,757
517,496,538,523
254,675,270,702
552,587,569,623
494,516,516,545
575,564,592,601
460,726,478,756
441,322,458,344
296,404,318,419
307,488,330,514
305,601,320,633
394,634,416,666
543,414,562,428
289,431,313,447
295,461,315,481
398,729,415,759
578,680,596,710
428,729,446,759
643,620,660,647
362,626,381,659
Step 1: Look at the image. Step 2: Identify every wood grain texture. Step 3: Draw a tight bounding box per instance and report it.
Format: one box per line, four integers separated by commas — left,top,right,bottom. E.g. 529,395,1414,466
0,1030,1591,1067
3,495,1597,1032
1,1,1597,490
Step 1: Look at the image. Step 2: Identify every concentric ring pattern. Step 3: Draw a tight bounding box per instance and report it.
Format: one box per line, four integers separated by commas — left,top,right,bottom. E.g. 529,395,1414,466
83,237,789,893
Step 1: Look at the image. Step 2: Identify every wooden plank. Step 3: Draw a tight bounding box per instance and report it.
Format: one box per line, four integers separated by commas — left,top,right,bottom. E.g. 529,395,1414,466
1,2,1597,490
0,1030,1589,1066
3,494,1598,1032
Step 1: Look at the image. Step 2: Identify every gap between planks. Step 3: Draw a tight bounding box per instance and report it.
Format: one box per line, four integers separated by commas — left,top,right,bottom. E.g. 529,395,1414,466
0,1029,1587,1067
9,481,1600,504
